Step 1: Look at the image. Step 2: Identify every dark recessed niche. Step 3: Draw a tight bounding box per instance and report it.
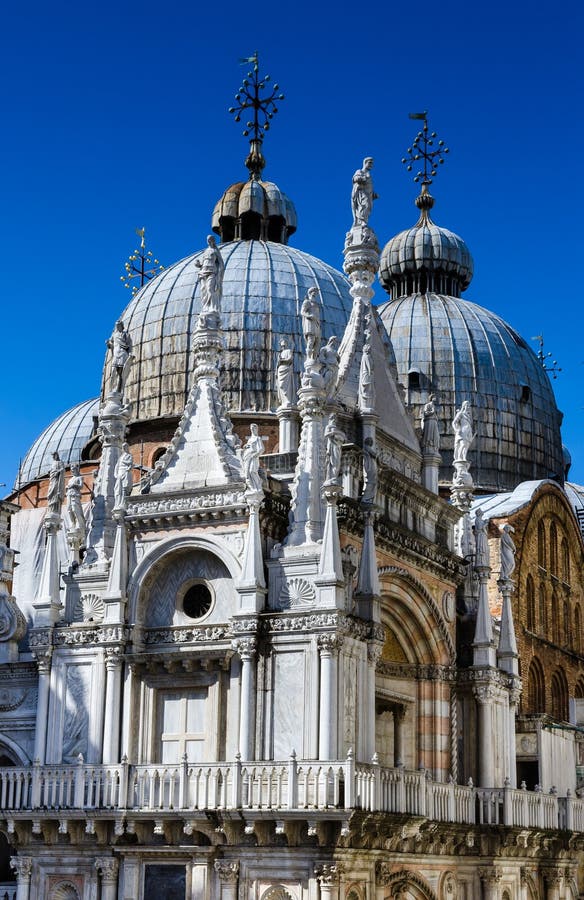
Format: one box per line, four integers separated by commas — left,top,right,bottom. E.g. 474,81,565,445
182,583,213,619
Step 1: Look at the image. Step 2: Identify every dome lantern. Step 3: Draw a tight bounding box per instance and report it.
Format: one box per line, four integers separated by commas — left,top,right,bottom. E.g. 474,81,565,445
380,113,473,298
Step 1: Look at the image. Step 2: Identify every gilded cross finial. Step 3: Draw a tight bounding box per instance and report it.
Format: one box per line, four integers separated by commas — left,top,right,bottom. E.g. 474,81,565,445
228,52,285,179
120,227,163,296
402,112,449,186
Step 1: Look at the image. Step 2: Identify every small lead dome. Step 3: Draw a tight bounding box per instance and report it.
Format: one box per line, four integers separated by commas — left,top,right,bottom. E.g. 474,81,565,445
212,138,297,244
379,186,473,298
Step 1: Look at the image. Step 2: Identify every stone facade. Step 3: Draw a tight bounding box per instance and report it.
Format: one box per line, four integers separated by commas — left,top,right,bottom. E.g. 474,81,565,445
2,116,584,899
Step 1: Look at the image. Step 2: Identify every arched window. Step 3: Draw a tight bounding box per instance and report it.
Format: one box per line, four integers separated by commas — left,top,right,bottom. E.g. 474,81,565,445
575,678,584,699
575,604,582,654
526,574,535,631
563,600,571,646
539,583,547,633
550,521,558,576
151,446,167,467
551,668,569,721
527,658,545,713
538,521,547,569
561,538,570,583
552,592,560,644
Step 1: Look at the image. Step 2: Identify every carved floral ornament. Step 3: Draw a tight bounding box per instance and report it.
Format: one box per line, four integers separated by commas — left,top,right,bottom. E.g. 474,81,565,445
214,860,239,883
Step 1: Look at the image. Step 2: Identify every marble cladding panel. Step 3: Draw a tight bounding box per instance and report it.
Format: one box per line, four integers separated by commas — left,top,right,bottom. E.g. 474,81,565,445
272,650,306,760
62,663,92,764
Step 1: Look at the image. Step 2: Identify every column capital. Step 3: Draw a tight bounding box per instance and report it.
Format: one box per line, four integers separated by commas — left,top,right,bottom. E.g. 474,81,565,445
95,857,119,883
315,863,344,886
214,860,239,884
367,642,383,667
317,632,343,656
473,683,499,705
105,646,124,670
10,856,32,880
232,637,257,660
478,866,502,885
543,868,564,887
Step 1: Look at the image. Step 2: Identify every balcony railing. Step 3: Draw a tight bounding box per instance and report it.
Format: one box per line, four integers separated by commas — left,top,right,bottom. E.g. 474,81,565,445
0,754,582,833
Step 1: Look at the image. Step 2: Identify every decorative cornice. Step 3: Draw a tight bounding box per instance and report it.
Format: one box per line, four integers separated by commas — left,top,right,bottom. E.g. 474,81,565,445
126,487,248,526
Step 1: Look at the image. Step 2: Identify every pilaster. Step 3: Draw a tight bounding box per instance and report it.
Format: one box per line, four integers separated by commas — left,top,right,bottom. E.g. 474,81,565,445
214,860,239,900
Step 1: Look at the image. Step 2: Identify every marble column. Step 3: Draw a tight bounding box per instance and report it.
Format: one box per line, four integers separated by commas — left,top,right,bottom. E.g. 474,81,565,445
315,864,343,900
214,861,239,900
102,649,123,764
317,634,342,760
544,869,563,900
394,705,406,767
33,652,52,764
10,857,32,900
474,685,496,788
95,857,119,900
365,642,382,761
233,638,257,761
478,867,501,900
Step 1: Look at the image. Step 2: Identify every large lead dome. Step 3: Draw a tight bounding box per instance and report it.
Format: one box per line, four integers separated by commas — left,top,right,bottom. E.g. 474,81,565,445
378,188,564,492
106,239,353,420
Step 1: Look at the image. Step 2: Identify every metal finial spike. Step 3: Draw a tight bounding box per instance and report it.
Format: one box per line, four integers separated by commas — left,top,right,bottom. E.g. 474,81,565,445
531,335,562,379
120,228,164,292
229,53,285,180
402,112,449,190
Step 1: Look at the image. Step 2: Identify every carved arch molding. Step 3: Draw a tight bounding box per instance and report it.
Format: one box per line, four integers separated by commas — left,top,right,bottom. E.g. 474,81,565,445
377,866,437,900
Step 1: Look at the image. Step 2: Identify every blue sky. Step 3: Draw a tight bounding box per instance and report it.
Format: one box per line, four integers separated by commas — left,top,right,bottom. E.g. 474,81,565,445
1,0,583,489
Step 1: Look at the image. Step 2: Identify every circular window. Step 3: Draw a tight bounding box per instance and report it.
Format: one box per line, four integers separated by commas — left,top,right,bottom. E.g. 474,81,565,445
182,583,213,619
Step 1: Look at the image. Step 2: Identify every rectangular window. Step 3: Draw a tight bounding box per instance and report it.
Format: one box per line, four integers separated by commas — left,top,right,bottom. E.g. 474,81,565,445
157,688,207,763
144,864,186,899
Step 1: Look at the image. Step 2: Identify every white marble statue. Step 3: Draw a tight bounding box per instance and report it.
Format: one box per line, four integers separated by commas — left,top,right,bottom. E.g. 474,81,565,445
242,424,264,494
473,508,489,568
452,400,475,462
362,437,378,505
324,415,345,485
276,338,296,408
47,451,66,514
106,320,132,395
195,235,225,320
66,463,86,540
351,157,377,228
319,336,340,396
301,287,321,362
421,395,440,453
499,523,516,580
359,329,375,409
114,444,134,510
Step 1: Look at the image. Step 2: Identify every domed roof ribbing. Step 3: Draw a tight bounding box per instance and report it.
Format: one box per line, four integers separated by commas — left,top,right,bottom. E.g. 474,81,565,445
380,187,473,298
106,240,353,421
17,398,98,487
378,291,564,492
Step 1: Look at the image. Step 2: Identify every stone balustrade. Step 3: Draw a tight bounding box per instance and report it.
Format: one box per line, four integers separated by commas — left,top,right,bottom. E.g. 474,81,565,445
0,756,582,834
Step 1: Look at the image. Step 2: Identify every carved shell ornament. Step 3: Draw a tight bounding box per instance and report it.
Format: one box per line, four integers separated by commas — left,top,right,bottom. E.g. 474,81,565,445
278,577,316,610
49,883,81,900
74,593,105,623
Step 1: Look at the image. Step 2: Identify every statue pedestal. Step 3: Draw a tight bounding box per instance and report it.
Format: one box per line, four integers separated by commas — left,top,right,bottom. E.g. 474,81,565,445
276,405,299,454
